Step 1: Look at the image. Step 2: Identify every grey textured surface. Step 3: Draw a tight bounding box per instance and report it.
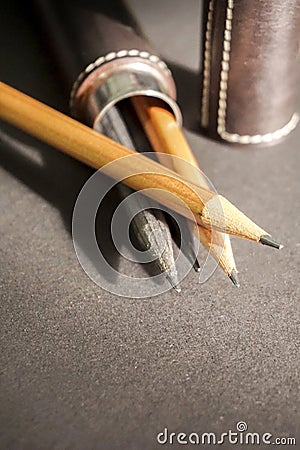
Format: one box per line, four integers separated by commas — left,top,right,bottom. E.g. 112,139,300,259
0,1,299,449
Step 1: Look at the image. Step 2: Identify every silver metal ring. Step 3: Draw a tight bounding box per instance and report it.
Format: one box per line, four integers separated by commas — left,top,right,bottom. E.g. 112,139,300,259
71,52,182,126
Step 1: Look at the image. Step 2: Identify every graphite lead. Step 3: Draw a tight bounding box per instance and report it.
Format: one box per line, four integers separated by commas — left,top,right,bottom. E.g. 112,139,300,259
229,269,240,288
260,235,283,250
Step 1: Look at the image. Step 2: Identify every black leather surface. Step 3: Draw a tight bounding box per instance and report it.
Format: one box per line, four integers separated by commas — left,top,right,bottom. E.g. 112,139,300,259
0,1,299,449
32,0,153,93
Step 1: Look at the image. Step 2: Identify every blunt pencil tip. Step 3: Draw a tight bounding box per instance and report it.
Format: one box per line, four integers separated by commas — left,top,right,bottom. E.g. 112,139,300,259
260,235,283,250
229,269,240,287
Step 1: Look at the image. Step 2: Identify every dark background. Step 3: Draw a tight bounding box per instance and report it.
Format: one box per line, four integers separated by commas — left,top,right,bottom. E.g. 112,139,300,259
0,0,299,449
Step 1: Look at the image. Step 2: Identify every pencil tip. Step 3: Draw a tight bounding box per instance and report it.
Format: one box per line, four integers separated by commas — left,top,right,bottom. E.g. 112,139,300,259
260,235,283,250
229,270,240,287
186,243,201,272
165,272,181,293
193,258,201,273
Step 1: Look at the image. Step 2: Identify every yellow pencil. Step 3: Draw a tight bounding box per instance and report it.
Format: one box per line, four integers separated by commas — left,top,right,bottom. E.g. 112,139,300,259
0,81,281,249
132,96,239,286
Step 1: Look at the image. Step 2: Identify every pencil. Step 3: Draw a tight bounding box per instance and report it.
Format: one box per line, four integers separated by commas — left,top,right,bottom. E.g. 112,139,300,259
131,96,239,286
117,100,201,273
31,0,187,286
100,104,181,292
0,81,282,249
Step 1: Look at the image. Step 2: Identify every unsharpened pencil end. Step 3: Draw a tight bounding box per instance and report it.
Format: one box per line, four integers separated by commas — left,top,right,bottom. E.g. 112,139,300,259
259,235,283,250
229,269,240,288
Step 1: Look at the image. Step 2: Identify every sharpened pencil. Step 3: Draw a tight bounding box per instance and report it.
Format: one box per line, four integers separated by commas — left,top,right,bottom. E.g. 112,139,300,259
100,105,181,292
131,96,239,285
0,81,282,248
117,100,201,273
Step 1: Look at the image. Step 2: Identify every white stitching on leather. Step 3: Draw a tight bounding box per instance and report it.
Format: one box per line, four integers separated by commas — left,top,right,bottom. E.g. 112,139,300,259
213,0,299,143
201,0,214,128
220,113,299,144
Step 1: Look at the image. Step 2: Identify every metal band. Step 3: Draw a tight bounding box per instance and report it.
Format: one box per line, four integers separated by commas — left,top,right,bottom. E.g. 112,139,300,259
70,50,182,127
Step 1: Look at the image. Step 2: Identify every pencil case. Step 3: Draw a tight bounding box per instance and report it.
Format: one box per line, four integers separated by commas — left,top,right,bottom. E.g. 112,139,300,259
32,0,181,129
200,0,300,145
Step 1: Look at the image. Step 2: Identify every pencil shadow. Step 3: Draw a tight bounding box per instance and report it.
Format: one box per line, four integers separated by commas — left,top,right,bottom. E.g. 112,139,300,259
0,1,123,284
0,122,123,280
0,121,170,287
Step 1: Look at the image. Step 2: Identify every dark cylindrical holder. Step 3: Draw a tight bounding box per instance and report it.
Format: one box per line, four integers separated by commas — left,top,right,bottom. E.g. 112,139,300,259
200,0,300,145
32,0,181,128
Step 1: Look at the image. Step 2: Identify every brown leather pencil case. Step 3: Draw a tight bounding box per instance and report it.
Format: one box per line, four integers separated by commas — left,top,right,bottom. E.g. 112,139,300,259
200,0,300,145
